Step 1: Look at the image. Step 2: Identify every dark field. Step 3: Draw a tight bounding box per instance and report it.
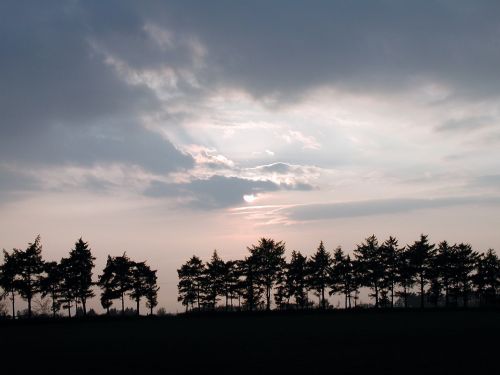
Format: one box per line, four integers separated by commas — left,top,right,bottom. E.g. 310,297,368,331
1,309,498,374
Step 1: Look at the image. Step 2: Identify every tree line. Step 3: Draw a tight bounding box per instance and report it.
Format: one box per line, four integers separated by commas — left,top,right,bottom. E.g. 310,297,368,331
177,235,500,312
0,236,159,318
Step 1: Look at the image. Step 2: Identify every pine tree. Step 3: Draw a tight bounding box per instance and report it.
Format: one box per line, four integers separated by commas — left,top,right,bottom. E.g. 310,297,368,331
144,267,159,315
434,241,454,307
59,257,76,317
67,238,95,315
395,246,413,308
222,260,239,310
354,235,383,307
129,261,147,315
473,249,500,306
453,243,479,307
177,256,205,312
330,247,355,309
203,250,225,309
247,238,286,311
98,253,133,315
407,234,436,308
380,236,400,308
0,249,19,319
287,251,309,309
239,257,264,311
308,241,332,309
40,261,63,318
16,235,45,318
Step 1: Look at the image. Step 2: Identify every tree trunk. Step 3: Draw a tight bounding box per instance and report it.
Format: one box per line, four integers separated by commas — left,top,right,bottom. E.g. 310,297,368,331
28,297,32,318
82,299,87,316
390,282,394,308
404,286,408,308
11,290,15,319
374,283,379,308
136,298,140,316
420,273,424,309
121,292,125,315
266,286,271,311
321,287,325,309
52,290,56,318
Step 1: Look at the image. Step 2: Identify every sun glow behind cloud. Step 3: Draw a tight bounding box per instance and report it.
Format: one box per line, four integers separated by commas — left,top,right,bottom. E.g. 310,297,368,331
243,194,257,203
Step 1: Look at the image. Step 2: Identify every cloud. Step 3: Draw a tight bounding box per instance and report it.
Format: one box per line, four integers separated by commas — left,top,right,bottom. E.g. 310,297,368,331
436,116,497,132
282,130,321,150
472,175,500,189
144,175,312,209
242,162,321,185
0,1,197,175
282,196,500,222
150,1,500,100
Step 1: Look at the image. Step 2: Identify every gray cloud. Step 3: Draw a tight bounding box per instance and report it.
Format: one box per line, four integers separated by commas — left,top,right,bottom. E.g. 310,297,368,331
252,163,292,174
472,175,500,189
145,175,312,209
148,0,500,100
0,168,39,193
283,196,500,221
436,116,497,132
0,1,194,174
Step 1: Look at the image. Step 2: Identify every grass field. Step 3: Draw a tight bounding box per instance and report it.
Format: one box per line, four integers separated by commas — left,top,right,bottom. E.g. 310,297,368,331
1,309,498,374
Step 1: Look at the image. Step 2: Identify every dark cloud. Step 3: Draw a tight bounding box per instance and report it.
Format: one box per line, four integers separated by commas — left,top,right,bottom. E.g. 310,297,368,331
0,1,194,174
284,196,500,221
145,175,312,209
0,122,193,174
148,0,500,100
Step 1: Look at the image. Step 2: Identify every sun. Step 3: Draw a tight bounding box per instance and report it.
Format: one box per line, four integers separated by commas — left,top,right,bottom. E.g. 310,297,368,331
243,194,257,203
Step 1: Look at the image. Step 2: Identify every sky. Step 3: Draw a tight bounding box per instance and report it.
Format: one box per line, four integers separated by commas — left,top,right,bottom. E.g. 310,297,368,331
1,1,500,312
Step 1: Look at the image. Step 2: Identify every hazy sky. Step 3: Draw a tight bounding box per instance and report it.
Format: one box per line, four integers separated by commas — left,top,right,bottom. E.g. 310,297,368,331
1,1,500,312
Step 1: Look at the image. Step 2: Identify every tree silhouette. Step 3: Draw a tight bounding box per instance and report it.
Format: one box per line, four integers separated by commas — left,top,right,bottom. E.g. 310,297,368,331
203,250,225,309
354,235,383,307
129,261,158,315
67,238,95,316
0,249,19,318
395,246,413,308
222,260,239,310
287,251,309,309
407,234,436,308
98,253,133,315
474,249,500,306
59,257,76,317
177,256,205,311
433,241,454,307
40,261,63,318
453,243,479,307
330,247,355,309
308,241,332,309
247,238,286,311
380,236,400,308
144,267,159,315
16,235,45,318
239,257,264,311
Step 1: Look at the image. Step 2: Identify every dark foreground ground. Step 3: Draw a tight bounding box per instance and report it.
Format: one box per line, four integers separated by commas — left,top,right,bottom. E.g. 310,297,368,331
0,309,498,374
